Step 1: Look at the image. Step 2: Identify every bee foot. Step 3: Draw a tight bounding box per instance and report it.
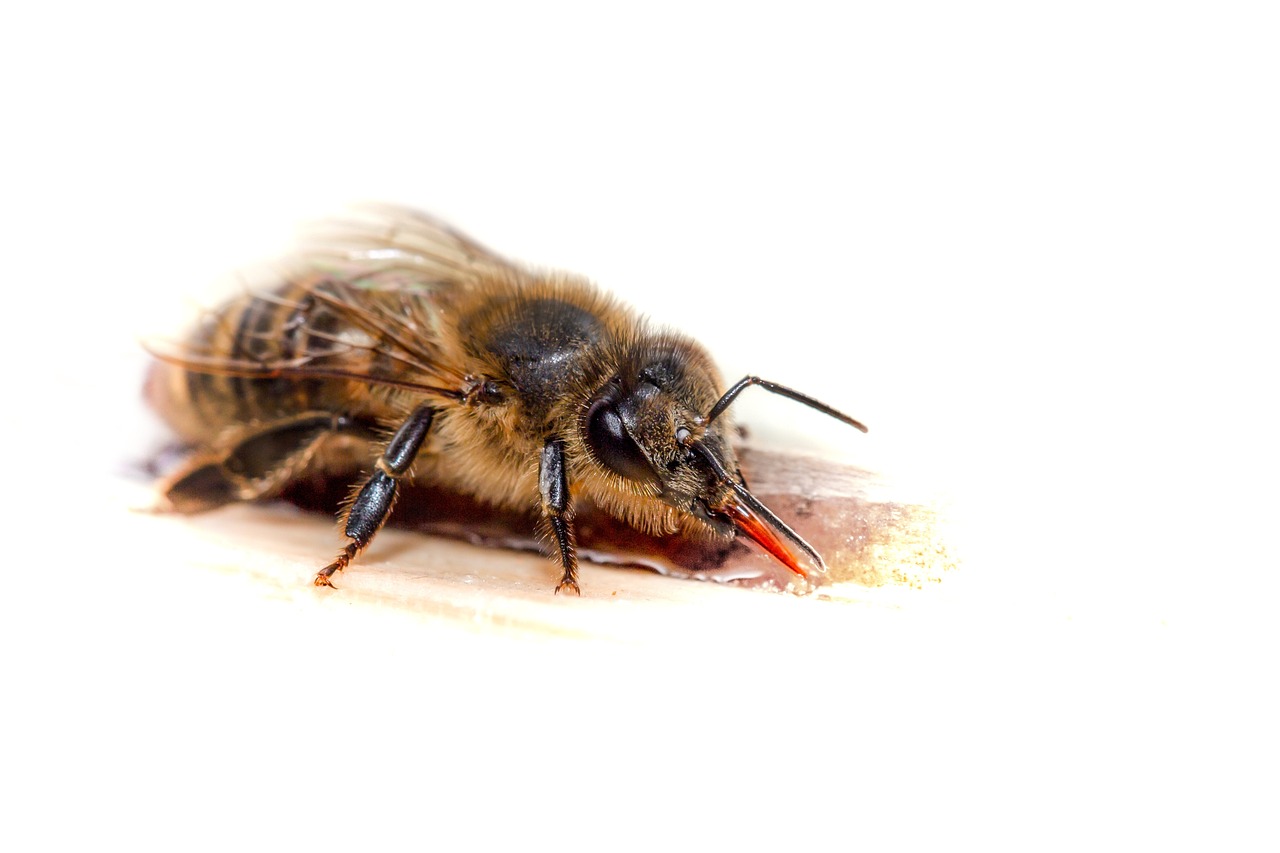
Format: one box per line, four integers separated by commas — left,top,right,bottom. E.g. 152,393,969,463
555,579,581,596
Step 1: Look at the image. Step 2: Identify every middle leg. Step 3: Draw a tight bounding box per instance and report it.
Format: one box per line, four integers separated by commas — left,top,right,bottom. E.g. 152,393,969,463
539,437,580,595
314,403,437,588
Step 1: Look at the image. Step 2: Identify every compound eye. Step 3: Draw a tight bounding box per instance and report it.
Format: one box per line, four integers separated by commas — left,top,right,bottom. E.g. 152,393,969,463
585,399,661,487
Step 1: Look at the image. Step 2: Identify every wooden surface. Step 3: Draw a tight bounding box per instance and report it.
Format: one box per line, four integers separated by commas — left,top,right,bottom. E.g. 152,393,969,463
45,429,965,656
132,442,956,643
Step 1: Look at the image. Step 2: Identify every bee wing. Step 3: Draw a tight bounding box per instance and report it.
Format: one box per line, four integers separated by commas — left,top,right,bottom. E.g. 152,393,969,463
146,205,520,400
294,203,519,291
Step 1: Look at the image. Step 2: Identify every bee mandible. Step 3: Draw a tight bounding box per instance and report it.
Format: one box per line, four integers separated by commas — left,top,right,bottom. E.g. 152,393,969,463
145,206,868,594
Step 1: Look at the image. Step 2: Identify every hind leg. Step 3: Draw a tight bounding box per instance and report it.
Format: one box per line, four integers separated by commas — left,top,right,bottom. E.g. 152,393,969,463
160,413,378,513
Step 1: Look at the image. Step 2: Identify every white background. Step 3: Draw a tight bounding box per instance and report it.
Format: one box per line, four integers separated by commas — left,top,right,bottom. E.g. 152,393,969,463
2,1,1276,848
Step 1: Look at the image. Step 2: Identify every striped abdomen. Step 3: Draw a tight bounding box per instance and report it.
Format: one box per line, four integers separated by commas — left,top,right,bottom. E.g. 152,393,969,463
147,278,385,444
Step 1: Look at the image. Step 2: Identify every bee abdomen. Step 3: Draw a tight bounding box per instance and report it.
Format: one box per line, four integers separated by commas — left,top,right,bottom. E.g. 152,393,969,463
152,280,355,443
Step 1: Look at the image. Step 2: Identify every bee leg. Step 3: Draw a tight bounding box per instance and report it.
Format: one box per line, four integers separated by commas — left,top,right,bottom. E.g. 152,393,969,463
162,413,377,513
539,438,580,596
315,404,436,588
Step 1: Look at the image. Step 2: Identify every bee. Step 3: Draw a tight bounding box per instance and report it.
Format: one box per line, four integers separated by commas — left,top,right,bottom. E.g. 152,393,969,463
146,205,867,594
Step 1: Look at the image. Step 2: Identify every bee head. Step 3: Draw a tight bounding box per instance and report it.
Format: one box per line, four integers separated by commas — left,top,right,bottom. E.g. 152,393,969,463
582,337,725,500
580,336,865,580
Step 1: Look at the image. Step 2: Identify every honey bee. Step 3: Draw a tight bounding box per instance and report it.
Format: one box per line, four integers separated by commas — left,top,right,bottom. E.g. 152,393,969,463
146,205,867,594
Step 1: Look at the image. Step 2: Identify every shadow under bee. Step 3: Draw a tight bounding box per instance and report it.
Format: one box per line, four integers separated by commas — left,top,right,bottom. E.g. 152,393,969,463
277,445,955,593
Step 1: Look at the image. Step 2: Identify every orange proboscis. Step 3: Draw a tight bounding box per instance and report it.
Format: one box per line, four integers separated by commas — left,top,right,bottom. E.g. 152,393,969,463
715,495,811,579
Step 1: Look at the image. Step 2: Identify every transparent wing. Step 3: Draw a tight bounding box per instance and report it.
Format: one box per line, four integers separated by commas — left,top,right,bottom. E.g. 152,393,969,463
294,203,519,292
146,205,519,399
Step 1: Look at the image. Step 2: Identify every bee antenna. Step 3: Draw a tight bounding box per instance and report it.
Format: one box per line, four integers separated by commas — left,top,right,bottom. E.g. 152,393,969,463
704,375,869,433
687,440,825,571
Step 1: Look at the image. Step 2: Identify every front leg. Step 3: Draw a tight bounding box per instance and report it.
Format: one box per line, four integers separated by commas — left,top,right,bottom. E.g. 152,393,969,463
539,438,579,596
315,404,436,588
